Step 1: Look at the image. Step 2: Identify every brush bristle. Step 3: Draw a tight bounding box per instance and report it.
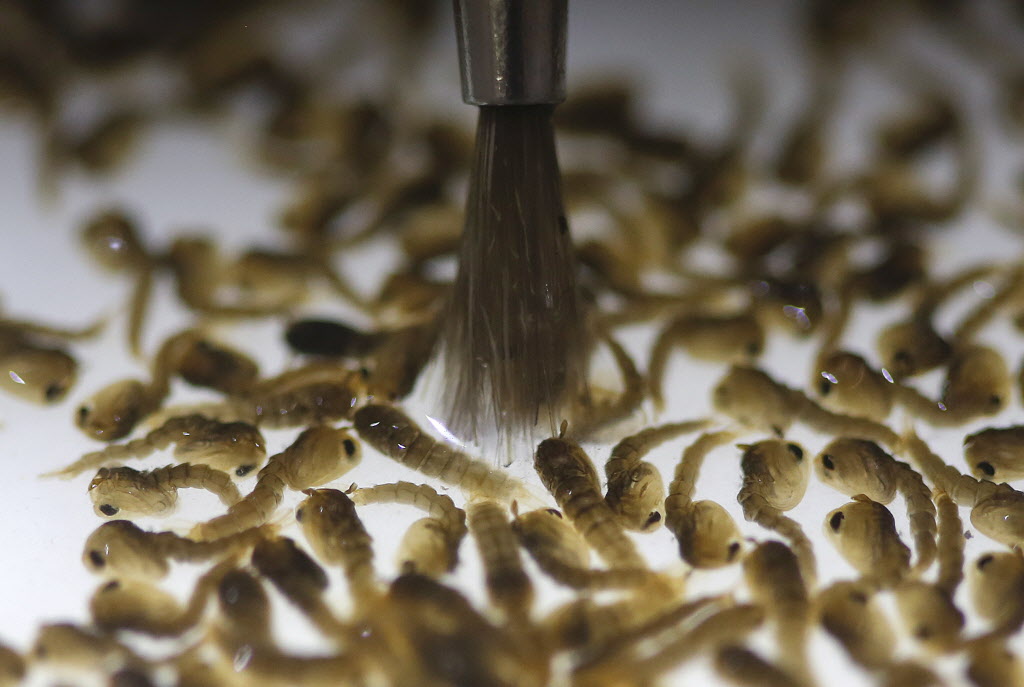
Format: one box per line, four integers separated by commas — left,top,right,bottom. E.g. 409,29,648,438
438,105,586,446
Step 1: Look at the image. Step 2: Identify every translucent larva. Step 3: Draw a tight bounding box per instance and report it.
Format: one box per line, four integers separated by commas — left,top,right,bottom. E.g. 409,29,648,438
467,500,534,626
250,536,351,641
295,488,377,608
816,581,896,670
665,430,744,568
964,426,1024,482
49,414,266,480
354,404,528,501
82,519,267,580
968,551,1024,640
190,426,362,541
513,506,655,590
713,365,899,446
814,438,936,574
743,541,811,685
649,310,764,407
88,463,241,519
824,495,911,588
900,429,1024,548
534,427,648,571
738,440,816,584
349,480,467,576
604,419,708,532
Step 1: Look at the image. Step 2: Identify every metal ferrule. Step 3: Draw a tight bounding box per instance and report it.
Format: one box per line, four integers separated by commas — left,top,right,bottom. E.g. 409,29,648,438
453,0,567,106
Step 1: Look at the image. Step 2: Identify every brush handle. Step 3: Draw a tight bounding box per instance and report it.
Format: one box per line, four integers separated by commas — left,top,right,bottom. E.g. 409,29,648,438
454,0,567,106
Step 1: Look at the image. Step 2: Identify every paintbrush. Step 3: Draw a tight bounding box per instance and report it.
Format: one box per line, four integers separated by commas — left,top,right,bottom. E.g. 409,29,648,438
439,0,586,449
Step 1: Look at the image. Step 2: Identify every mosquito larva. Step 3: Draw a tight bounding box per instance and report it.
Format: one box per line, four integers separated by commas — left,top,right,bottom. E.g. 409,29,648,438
0,324,78,404
82,519,267,580
743,540,811,685
349,481,466,539
750,277,824,336
649,310,764,408
570,332,646,440
968,551,1024,640
814,438,936,574
242,364,367,429
0,644,23,687
713,644,803,687
940,344,1009,420
88,463,241,519
572,603,765,687
665,430,744,568
361,320,440,402
738,440,816,585
713,365,899,446
965,639,1024,687
250,536,351,642
80,208,153,356
75,378,163,442
108,667,158,687
467,499,533,626
534,425,648,571
876,318,952,381
377,573,548,687
954,265,1024,344
892,580,964,653
604,419,708,532
213,568,272,650
50,414,267,480
396,518,457,579
89,579,191,637
900,429,1024,548
513,506,655,590
191,426,362,541
825,495,911,588
295,488,378,608
964,426,1024,482
354,404,528,502
813,350,894,422
176,364,365,429
168,330,260,394
31,623,139,671
935,488,965,596
880,661,947,687
349,480,467,576
815,580,896,671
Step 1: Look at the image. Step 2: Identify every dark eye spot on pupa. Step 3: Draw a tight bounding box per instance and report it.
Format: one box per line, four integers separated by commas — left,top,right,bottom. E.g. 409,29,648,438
235,465,254,477
727,541,741,560
978,554,994,569
103,580,120,591
644,511,662,528
78,406,89,424
977,462,995,477
343,439,357,456
830,511,845,532
100,504,119,516
546,509,562,518
45,383,64,402
787,443,803,461
819,379,832,396
915,626,932,640
295,508,304,522
746,341,761,356
849,591,867,604
89,550,105,568
989,395,1002,407
822,454,835,470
